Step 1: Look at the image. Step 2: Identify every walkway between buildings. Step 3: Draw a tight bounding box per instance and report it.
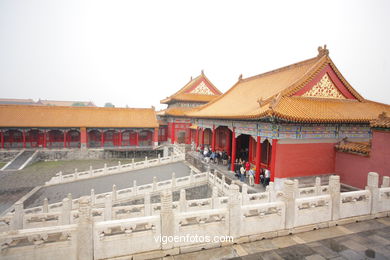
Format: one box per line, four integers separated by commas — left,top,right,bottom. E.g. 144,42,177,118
1,150,35,171
157,217,390,260
187,151,266,193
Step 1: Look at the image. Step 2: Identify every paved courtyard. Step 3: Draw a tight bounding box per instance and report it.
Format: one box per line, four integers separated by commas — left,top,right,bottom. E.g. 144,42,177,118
0,157,189,213
158,218,390,260
24,161,192,208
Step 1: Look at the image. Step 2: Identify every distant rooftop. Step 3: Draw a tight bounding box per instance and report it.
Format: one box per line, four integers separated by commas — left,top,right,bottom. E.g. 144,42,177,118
0,98,96,107
0,98,36,105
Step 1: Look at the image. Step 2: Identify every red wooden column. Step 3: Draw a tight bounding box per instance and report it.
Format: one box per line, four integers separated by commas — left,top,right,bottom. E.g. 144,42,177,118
63,130,67,148
43,130,47,148
227,129,231,155
80,128,87,148
201,128,205,148
195,127,199,149
22,129,26,148
153,127,158,147
270,139,278,182
231,127,236,172
255,136,262,184
211,125,216,151
171,122,175,144
135,131,139,146
119,130,123,147
0,130,4,149
101,130,104,148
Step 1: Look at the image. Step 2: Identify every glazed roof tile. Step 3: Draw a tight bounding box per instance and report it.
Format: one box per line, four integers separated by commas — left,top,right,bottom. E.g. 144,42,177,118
370,112,390,129
160,73,222,104
335,141,371,156
0,105,158,128
188,47,389,123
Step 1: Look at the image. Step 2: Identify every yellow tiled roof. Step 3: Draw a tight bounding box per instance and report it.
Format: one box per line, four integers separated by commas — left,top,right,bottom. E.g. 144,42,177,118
370,112,390,129
188,47,389,123
335,141,370,156
37,99,96,107
160,73,222,104
160,107,200,117
0,105,158,128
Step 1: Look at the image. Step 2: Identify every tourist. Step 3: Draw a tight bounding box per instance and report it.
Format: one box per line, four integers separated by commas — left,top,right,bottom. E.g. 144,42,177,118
264,168,270,186
240,165,246,182
227,156,231,171
248,168,255,186
245,161,251,175
234,159,240,175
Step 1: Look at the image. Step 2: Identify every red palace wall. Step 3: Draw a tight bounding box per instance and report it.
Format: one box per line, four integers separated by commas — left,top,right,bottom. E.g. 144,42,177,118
275,142,336,179
335,131,390,189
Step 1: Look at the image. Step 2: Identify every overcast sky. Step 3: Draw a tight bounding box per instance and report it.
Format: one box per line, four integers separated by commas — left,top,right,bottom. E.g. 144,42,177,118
0,0,389,110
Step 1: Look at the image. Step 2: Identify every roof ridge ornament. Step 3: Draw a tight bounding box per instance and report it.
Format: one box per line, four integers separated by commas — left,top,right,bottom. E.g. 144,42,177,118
317,44,329,57
257,97,264,107
201,70,204,76
269,93,282,110
378,111,387,119
238,74,243,81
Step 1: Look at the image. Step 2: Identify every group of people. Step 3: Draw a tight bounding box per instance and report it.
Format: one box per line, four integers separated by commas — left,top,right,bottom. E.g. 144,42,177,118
198,146,271,187
199,146,230,165
233,158,271,187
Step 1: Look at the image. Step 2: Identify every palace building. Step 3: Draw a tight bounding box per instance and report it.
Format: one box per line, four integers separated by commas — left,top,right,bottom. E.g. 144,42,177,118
186,46,390,188
158,71,222,144
0,46,389,189
0,105,158,149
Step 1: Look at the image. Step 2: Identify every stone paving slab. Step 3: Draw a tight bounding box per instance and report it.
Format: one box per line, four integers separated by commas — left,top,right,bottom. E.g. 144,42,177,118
155,217,390,260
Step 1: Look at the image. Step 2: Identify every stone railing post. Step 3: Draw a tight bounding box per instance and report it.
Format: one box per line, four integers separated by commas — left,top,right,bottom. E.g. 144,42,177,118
293,179,299,199
382,176,390,188
221,175,226,191
160,190,174,250
61,198,71,225
90,189,95,205
171,172,176,188
67,193,73,209
267,182,276,202
112,184,117,202
132,158,135,169
228,184,241,238
212,186,219,209
145,156,148,167
163,146,169,157
179,189,186,212
153,176,158,191
329,175,340,221
189,169,194,184
74,168,78,180
241,184,249,205
118,161,121,170
144,192,151,216
315,177,322,196
103,163,107,174
58,171,63,183
158,154,161,164
89,165,93,177
77,197,93,260
104,194,112,221
43,198,49,213
365,172,379,215
11,202,24,230
133,180,137,195
282,180,295,229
